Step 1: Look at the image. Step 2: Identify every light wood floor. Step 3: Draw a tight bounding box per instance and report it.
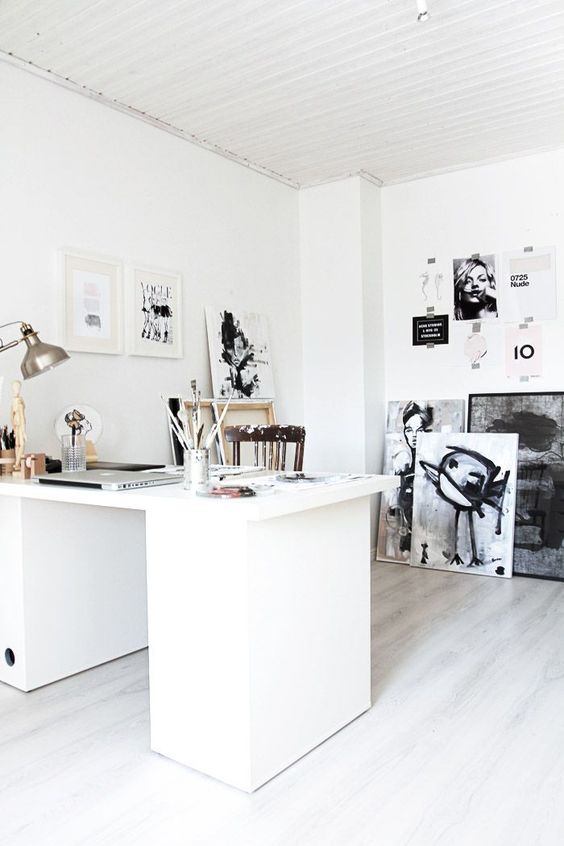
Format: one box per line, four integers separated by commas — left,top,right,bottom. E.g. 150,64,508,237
2,561,564,846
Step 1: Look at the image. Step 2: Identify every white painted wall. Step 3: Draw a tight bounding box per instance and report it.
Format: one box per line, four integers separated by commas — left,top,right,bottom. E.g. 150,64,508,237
0,61,301,463
299,176,385,476
381,149,564,408
360,178,386,477
300,178,364,473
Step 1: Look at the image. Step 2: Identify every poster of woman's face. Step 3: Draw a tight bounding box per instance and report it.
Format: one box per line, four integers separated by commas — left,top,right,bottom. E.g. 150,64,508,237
453,254,498,321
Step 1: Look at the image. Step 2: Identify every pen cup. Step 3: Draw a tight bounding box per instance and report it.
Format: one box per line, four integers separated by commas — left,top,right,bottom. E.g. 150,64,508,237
184,448,210,491
0,449,16,476
61,433,87,473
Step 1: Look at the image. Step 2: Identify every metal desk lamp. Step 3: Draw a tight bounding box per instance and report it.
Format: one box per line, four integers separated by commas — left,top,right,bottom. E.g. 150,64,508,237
0,321,70,379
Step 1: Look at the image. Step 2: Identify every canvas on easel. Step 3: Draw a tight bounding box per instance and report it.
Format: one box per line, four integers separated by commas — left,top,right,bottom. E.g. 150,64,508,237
214,400,276,465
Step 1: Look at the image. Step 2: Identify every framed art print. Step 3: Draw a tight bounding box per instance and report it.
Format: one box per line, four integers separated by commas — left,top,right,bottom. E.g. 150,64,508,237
63,251,122,354
130,267,182,358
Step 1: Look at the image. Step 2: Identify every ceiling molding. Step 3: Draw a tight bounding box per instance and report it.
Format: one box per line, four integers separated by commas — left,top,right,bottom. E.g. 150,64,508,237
0,51,300,190
300,169,384,190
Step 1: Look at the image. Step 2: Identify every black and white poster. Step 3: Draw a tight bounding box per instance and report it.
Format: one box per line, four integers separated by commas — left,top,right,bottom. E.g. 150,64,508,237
500,247,556,323
412,314,449,345
505,325,542,379
453,254,498,321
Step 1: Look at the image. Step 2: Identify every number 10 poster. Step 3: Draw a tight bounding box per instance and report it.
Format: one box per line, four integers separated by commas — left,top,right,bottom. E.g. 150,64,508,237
500,246,557,323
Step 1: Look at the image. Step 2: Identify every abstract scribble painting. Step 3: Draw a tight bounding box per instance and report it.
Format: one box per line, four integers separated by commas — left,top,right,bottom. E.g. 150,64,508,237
376,399,465,564
205,307,275,399
469,392,564,580
411,433,518,579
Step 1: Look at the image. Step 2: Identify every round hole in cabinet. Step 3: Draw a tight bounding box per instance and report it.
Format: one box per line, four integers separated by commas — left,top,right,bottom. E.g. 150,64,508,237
5,648,15,667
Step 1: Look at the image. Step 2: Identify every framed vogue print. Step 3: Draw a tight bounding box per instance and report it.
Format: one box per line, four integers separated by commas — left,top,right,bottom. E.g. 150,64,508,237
63,251,122,354
129,267,183,358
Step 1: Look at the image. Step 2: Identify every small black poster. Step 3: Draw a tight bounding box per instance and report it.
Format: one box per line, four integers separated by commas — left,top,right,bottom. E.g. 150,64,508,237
412,314,449,346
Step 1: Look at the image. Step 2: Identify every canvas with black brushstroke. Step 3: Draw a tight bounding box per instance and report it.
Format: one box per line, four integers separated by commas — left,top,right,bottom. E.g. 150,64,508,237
411,432,518,579
205,307,275,399
376,399,465,563
469,392,564,580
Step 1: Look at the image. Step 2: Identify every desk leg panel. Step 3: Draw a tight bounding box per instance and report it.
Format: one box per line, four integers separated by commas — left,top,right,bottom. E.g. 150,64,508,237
145,504,253,791
247,496,371,789
0,498,26,689
0,498,148,691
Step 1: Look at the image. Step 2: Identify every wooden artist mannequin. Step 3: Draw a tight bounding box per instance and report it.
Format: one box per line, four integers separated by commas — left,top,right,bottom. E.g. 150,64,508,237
11,379,27,471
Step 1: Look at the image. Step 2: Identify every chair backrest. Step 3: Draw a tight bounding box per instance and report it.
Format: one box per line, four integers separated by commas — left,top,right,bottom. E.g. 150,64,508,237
223,424,306,471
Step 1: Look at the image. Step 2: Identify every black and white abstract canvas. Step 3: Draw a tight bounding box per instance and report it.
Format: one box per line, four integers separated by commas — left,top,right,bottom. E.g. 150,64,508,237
206,307,275,399
469,392,564,580
376,399,465,564
131,268,182,358
411,433,518,579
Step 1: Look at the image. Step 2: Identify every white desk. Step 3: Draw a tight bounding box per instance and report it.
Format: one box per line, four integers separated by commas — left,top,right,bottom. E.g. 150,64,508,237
0,474,397,791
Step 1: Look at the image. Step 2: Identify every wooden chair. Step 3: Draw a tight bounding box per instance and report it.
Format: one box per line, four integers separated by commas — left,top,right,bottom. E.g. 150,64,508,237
223,424,305,471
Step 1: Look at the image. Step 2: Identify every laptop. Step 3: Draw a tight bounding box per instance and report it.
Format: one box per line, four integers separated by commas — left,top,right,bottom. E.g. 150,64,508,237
35,469,180,491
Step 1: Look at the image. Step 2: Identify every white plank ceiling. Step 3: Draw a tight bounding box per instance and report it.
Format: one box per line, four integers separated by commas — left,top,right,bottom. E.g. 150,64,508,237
1,0,564,187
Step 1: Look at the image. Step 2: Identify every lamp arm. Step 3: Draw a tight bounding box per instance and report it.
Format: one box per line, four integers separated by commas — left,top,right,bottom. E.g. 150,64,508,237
0,321,25,353
0,321,27,332
0,321,38,352
0,338,21,353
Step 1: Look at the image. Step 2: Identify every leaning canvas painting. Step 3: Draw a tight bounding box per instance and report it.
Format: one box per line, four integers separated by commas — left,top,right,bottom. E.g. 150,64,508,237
205,307,275,399
376,399,465,564
468,392,564,580
411,433,518,579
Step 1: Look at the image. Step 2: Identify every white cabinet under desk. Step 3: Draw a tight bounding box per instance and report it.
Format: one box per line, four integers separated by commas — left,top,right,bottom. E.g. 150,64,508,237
0,474,397,792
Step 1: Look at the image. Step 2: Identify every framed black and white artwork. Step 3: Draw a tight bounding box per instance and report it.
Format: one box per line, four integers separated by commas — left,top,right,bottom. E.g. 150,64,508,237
62,251,122,354
129,267,182,358
376,399,465,564
411,432,518,579
205,307,275,399
469,392,564,580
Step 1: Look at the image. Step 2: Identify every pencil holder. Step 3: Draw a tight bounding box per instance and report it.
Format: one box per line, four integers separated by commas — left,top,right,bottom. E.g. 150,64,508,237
0,449,16,476
184,448,210,491
61,434,87,472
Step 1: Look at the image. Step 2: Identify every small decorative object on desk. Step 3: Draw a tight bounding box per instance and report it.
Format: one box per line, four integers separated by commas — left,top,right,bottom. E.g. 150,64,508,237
196,485,257,498
11,380,27,473
21,453,47,479
55,403,102,464
60,406,90,472
61,433,87,472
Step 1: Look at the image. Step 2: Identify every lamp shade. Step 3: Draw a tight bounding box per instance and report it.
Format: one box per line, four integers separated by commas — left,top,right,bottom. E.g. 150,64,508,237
20,331,70,379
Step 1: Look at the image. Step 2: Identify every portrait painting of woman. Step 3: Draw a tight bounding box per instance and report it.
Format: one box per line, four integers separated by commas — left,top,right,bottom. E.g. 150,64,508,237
377,398,466,564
